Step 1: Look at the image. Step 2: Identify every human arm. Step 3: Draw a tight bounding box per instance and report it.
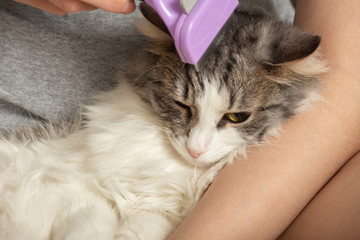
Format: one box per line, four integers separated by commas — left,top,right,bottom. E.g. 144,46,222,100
13,0,136,15
167,0,360,239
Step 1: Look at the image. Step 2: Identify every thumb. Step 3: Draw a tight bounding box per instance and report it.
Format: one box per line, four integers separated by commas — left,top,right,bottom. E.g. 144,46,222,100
80,0,136,14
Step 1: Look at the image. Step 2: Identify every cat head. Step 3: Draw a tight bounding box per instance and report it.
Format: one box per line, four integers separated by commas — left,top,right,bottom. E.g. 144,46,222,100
129,3,326,167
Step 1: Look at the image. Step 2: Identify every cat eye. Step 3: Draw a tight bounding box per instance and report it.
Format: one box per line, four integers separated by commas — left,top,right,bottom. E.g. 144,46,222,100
174,101,191,110
224,112,251,124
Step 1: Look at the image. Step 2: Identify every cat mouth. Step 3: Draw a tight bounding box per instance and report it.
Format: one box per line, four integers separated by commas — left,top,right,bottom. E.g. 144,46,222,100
181,147,228,168
169,139,214,167
169,135,239,167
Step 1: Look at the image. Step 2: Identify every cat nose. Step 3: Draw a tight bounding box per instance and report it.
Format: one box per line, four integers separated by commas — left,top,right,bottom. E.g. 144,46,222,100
187,146,204,159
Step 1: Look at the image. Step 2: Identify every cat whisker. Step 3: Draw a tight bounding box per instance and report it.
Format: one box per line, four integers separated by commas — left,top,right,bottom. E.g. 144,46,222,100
130,65,174,86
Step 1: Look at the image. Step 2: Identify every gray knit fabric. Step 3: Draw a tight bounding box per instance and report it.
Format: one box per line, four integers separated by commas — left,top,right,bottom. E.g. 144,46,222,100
0,0,293,132
0,0,146,131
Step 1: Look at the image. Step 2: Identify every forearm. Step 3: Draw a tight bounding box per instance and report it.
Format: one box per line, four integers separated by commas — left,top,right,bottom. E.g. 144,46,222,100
168,1,360,239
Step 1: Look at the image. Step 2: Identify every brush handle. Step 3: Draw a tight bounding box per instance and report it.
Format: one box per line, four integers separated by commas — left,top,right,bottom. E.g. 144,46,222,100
144,0,239,65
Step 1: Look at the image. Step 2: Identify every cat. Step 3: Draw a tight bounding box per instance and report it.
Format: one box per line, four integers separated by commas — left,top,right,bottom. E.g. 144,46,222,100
0,2,326,240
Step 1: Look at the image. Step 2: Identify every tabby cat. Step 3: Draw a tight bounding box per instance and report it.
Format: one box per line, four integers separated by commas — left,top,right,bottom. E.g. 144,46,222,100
0,2,325,240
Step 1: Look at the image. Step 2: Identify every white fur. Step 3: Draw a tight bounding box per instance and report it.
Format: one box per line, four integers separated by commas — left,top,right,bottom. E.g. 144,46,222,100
172,79,247,167
0,82,238,240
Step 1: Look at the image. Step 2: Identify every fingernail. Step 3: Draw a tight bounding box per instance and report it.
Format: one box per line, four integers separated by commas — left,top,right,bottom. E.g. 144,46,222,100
121,0,135,13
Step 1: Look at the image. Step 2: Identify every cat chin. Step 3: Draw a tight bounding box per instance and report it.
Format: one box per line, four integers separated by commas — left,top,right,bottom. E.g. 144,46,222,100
182,155,221,168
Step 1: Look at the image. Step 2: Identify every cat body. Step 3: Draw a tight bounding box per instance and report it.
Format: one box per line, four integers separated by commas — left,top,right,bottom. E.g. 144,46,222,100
0,3,326,240
0,83,218,239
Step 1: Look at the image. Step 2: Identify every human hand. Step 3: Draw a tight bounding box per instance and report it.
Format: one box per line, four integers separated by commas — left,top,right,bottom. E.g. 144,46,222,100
14,0,136,15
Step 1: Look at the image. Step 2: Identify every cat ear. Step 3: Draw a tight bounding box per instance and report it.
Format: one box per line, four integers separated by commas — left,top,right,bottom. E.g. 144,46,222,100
270,30,321,65
262,27,327,83
137,2,172,41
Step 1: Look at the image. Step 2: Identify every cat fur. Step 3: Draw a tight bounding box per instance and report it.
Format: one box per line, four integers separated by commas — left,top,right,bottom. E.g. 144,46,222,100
0,3,326,240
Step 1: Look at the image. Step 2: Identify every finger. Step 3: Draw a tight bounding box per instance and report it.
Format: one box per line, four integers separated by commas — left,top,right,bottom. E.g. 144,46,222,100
14,0,67,15
49,0,98,13
80,0,135,13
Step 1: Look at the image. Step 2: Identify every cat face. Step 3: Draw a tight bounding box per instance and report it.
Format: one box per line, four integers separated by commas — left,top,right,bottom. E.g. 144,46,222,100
158,70,259,167
131,3,325,167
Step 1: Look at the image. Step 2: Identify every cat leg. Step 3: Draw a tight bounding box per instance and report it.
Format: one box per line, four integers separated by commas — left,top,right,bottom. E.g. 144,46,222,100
115,212,174,240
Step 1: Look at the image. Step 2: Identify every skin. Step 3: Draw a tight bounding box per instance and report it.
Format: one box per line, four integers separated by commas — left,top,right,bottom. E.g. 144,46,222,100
279,0,360,238
278,150,360,240
167,0,360,239
13,0,136,15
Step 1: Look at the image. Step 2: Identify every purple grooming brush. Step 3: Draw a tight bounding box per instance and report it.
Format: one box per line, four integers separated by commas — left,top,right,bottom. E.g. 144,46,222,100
144,0,239,69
